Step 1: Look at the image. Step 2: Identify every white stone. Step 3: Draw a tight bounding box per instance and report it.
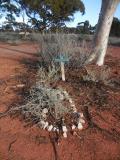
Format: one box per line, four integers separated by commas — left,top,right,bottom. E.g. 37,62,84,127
72,125,76,130
62,126,67,132
42,108,48,114
42,113,47,118
69,98,73,104
48,125,53,131
40,120,46,127
78,123,83,130
63,132,67,138
53,127,57,131
71,104,76,108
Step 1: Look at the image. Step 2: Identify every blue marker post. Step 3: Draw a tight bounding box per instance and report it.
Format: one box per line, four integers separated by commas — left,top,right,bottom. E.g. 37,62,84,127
55,55,69,81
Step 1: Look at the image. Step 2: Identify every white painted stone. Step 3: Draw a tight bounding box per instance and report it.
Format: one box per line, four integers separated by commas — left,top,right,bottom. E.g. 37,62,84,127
63,132,67,138
78,123,83,130
48,125,53,131
72,125,76,130
69,98,73,104
62,126,67,132
53,127,57,131
42,108,48,114
40,120,46,127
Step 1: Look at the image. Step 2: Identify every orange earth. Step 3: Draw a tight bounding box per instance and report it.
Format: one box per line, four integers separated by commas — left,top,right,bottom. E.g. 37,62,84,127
0,41,120,160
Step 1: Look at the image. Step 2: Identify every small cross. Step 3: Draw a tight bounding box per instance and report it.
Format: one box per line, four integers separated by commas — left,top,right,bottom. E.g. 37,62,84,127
55,55,69,81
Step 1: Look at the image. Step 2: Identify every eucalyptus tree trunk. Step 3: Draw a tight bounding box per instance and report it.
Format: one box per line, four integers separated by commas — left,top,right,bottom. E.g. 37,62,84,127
86,0,120,66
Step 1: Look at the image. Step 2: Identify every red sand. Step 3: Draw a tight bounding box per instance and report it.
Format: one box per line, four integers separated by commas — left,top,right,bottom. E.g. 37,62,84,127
0,42,120,160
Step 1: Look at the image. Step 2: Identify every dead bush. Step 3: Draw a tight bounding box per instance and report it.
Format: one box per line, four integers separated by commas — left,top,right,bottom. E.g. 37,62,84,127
69,40,91,68
83,65,111,83
36,64,60,86
33,33,90,69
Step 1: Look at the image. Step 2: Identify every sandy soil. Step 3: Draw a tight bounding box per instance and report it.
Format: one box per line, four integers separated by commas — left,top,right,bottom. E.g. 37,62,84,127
0,42,120,160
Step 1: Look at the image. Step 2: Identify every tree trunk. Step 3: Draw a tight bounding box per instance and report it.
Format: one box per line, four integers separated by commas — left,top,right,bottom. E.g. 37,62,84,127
86,0,120,66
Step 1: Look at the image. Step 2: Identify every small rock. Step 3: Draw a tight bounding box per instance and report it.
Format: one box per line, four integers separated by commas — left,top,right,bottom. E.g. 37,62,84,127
63,132,67,138
62,126,67,132
48,125,53,132
78,123,83,130
42,108,48,114
72,125,76,130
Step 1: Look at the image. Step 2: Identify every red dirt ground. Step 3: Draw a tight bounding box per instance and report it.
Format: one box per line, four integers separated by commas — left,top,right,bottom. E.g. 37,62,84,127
0,42,120,160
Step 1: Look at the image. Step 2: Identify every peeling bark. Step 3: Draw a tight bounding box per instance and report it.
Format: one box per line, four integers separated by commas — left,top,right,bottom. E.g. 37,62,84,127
86,0,120,66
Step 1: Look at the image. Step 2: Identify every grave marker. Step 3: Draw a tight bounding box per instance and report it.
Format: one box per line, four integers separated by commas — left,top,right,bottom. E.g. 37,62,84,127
55,55,69,81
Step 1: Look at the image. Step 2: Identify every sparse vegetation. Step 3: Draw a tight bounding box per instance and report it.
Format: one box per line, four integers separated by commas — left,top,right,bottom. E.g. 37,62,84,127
33,33,91,69
83,66,110,83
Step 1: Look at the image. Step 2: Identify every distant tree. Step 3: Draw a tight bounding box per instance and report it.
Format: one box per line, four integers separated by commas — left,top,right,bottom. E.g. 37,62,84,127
83,20,90,34
89,25,97,34
0,0,20,30
17,0,85,30
110,17,120,37
0,0,85,31
3,23,13,31
77,20,90,34
0,0,20,18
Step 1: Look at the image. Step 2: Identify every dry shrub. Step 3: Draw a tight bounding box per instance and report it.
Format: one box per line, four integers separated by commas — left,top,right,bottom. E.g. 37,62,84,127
33,33,90,69
18,85,72,120
83,65,111,83
12,84,81,131
69,39,91,68
36,64,60,85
